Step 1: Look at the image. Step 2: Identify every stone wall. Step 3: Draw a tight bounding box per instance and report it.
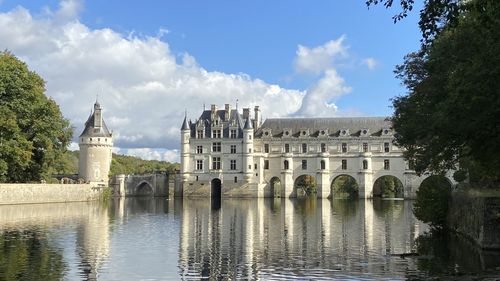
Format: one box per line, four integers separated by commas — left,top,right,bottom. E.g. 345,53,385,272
447,192,500,250
0,184,104,205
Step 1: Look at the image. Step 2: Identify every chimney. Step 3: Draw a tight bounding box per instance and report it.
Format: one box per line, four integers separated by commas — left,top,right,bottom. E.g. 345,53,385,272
254,106,261,129
225,103,231,121
243,108,250,120
211,104,217,121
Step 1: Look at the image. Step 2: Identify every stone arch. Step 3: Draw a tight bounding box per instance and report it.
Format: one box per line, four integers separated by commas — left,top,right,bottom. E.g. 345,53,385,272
269,176,281,198
331,175,359,199
419,175,452,190
372,175,404,198
211,178,222,200
294,175,317,197
135,181,154,196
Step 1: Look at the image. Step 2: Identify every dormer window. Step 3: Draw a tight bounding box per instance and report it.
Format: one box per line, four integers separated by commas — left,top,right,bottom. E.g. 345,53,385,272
383,128,391,135
340,129,349,136
319,129,328,137
361,129,369,136
263,129,272,138
283,128,292,138
197,130,204,139
300,129,309,137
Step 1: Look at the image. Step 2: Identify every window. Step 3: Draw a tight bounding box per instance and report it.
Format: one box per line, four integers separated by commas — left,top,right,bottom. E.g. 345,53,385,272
197,130,204,139
230,129,237,139
302,143,307,153
234,176,238,183
321,143,326,153
363,143,368,152
196,160,203,170
196,145,203,154
196,176,199,181
212,142,221,152
230,145,236,154
363,160,368,170
408,160,415,170
264,160,269,169
320,160,325,170
301,160,307,170
213,130,221,138
342,143,347,153
249,135,252,140
341,159,347,170
254,163,257,170
248,148,252,153
384,142,390,153
212,157,221,170
264,144,269,153
248,165,252,170
384,159,390,170
284,143,290,153
284,160,289,170
230,160,237,170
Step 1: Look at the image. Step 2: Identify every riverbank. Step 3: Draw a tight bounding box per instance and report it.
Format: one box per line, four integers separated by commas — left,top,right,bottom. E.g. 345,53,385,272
0,183,106,205
448,188,500,250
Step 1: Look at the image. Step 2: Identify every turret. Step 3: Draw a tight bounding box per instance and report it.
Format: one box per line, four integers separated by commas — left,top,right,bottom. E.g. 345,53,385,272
253,106,261,129
242,118,254,183
78,101,113,183
181,114,191,181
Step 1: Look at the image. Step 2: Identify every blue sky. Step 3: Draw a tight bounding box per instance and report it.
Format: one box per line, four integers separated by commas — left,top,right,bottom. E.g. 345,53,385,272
0,0,422,161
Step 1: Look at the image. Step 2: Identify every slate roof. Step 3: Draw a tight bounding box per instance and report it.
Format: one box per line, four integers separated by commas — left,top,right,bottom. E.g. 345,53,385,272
79,113,112,137
255,117,391,137
189,109,246,138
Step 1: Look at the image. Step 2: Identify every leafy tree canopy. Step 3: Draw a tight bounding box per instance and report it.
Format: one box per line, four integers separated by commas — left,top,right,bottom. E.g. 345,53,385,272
391,0,500,180
0,51,73,182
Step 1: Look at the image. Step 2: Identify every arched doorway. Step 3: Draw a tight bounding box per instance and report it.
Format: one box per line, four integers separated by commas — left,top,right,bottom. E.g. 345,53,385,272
135,181,154,196
331,175,359,199
269,177,281,198
373,175,404,198
294,175,317,197
211,178,222,199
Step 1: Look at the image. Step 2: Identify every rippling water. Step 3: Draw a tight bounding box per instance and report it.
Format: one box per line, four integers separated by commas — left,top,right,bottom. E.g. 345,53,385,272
0,198,499,280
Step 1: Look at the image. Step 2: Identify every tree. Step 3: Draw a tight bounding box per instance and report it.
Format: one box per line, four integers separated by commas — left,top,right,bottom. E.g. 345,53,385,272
387,0,500,180
366,0,462,46
413,176,451,228
0,51,73,182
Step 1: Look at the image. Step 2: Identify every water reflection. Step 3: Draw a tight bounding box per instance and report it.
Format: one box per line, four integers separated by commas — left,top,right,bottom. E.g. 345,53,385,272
0,198,498,280
178,198,426,279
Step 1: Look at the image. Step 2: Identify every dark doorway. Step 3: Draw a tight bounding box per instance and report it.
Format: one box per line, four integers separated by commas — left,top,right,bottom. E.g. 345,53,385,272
211,178,222,210
211,178,222,199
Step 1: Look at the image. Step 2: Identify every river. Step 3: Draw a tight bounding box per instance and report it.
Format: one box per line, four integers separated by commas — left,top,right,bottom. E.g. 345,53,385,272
0,198,498,280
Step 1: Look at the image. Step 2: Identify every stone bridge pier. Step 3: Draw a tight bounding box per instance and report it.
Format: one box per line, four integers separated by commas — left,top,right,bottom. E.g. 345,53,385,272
110,173,182,197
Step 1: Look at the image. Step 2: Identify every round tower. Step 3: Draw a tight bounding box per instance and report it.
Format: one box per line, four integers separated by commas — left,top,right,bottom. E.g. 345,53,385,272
180,114,191,182
242,118,254,183
79,101,113,183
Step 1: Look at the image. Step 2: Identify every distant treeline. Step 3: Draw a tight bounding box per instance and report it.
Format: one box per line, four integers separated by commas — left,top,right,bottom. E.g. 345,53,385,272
56,150,179,176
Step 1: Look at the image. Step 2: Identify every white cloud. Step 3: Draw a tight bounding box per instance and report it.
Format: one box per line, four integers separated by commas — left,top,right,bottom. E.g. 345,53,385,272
0,4,304,161
294,35,348,74
363,57,377,70
296,69,351,117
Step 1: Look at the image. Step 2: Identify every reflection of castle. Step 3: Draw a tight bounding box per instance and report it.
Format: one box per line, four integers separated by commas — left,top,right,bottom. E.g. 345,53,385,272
181,104,454,198
178,198,426,279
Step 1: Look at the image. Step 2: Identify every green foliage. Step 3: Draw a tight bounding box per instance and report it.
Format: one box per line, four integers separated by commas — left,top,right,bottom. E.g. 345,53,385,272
366,0,461,46
0,51,73,183
373,176,404,198
331,175,359,199
413,176,451,228
452,170,467,183
390,0,500,181
110,153,179,176
295,175,317,196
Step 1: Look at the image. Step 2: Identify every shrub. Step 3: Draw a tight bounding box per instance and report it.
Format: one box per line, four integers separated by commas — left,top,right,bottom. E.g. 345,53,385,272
453,170,467,183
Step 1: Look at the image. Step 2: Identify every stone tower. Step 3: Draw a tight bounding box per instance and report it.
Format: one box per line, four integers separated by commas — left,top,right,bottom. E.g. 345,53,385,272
79,101,113,183
242,117,254,183
180,113,190,182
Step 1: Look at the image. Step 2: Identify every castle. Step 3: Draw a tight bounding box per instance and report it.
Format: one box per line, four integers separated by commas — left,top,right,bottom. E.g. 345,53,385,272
181,103,453,199
78,101,113,183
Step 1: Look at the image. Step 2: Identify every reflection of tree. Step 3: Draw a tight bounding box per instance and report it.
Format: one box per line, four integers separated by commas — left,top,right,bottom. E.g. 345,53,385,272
0,230,66,281
330,199,359,217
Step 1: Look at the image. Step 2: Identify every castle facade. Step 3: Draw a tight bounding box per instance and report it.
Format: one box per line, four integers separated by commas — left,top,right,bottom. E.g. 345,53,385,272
181,103,453,199
79,101,113,183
